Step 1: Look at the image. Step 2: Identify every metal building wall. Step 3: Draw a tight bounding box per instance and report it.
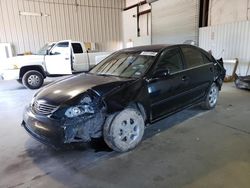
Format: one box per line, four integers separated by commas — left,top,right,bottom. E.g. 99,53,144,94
0,0,125,54
199,21,250,75
122,0,151,48
151,0,200,45
208,0,249,26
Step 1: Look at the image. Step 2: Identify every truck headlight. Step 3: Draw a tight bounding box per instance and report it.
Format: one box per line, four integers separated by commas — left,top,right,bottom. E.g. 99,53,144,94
12,64,18,69
4,64,19,70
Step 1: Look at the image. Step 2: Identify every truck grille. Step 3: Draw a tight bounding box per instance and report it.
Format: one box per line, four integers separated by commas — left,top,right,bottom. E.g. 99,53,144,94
33,100,58,115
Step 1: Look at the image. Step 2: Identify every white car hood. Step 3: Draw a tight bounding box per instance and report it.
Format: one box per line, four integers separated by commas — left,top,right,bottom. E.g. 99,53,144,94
1,55,44,69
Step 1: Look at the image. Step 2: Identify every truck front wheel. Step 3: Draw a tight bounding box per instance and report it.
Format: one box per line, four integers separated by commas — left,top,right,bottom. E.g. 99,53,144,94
22,70,44,89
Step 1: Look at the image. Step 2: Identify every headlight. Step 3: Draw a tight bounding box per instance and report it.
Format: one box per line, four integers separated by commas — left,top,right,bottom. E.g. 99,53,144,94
64,95,95,118
12,64,19,69
3,64,19,70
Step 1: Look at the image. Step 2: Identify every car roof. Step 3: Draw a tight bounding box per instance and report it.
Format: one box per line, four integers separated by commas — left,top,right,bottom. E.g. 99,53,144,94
121,44,170,52
120,44,199,53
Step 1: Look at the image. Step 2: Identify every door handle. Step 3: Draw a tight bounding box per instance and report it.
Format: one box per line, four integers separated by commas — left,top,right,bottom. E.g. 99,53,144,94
65,57,69,60
182,75,189,81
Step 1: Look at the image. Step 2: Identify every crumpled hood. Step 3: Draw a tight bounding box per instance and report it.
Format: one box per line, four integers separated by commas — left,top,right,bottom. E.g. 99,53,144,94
35,73,133,105
1,55,44,68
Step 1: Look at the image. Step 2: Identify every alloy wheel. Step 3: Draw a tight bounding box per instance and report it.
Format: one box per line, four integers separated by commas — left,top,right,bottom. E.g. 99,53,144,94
27,75,40,87
208,85,218,107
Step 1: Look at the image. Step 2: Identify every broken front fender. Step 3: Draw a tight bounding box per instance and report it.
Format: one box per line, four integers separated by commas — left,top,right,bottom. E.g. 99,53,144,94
22,94,106,147
52,92,107,143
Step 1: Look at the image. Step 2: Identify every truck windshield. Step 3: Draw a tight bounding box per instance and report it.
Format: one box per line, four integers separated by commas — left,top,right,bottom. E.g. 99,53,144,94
37,43,55,55
90,51,157,78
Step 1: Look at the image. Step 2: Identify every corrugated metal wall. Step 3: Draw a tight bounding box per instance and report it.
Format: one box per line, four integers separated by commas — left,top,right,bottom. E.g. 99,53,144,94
0,0,125,54
151,0,199,45
199,21,250,75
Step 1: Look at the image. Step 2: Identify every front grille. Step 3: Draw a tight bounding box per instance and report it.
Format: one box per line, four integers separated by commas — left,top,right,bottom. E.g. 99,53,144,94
33,100,58,115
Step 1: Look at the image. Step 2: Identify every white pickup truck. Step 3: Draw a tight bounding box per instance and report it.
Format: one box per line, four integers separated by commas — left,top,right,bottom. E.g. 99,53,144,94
0,40,111,89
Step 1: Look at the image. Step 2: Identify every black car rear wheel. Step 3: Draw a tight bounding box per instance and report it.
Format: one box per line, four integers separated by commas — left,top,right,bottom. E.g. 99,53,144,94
103,108,145,152
201,83,219,110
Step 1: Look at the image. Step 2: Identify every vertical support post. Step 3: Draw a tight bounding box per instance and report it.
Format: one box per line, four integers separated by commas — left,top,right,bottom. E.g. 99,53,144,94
137,5,140,37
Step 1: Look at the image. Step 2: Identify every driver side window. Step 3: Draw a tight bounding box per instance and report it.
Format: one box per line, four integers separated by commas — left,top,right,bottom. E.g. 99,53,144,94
156,48,183,74
50,42,69,55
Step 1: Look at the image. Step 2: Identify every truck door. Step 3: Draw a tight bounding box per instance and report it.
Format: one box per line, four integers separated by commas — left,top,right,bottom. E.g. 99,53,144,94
45,41,72,75
71,42,89,72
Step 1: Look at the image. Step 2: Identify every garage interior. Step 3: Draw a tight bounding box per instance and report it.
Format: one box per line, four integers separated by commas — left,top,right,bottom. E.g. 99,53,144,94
0,0,250,187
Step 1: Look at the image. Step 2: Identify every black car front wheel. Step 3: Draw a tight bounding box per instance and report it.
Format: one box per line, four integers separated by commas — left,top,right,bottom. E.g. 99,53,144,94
201,83,219,110
22,70,44,89
103,108,145,152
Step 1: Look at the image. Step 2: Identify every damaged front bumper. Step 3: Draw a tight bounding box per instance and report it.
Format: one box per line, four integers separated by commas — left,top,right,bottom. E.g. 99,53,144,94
22,105,105,148
22,105,65,148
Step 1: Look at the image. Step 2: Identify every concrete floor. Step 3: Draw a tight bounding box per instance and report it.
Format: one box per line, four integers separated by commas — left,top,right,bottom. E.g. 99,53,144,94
0,79,249,188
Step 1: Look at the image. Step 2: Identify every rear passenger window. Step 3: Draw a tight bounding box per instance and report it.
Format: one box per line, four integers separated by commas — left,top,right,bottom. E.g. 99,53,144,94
156,48,183,74
72,43,83,54
202,54,212,64
181,47,204,68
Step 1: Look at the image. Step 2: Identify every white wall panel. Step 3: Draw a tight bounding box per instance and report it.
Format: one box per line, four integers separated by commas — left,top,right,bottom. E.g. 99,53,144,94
0,0,125,54
123,0,151,47
152,0,199,45
199,21,250,75
122,7,137,47
208,0,249,26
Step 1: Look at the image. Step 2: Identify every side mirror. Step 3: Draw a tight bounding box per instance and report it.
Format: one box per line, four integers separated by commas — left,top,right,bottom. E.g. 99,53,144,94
154,69,170,78
49,51,60,55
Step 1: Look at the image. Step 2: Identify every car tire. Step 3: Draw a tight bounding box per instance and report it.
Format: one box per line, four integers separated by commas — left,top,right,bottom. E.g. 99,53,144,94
201,83,219,110
16,79,22,85
22,70,44,89
103,108,145,152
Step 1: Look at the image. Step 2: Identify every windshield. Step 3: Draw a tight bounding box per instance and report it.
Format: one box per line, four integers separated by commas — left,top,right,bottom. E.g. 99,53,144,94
37,43,55,55
90,51,157,78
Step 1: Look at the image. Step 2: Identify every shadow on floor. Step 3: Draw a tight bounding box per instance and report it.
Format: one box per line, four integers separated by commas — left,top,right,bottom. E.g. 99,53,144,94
18,106,205,187
144,105,204,139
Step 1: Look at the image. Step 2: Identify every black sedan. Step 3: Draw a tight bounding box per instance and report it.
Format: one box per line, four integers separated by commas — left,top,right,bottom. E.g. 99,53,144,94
22,44,226,152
